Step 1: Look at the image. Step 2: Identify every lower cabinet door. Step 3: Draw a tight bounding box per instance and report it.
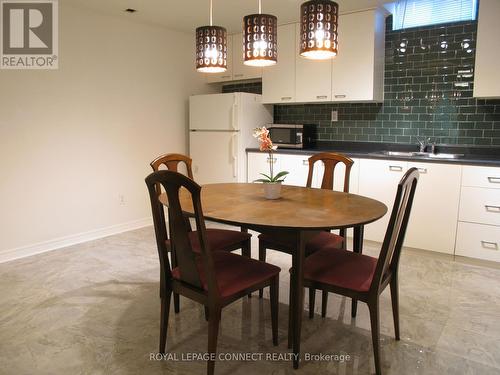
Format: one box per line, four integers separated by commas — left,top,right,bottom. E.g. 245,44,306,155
358,159,408,242
247,152,282,183
404,162,461,254
280,154,313,187
456,222,500,262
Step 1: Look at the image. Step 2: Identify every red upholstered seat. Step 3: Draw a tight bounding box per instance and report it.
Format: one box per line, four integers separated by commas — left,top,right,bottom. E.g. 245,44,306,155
172,251,281,299
303,248,378,292
258,231,344,255
166,228,251,253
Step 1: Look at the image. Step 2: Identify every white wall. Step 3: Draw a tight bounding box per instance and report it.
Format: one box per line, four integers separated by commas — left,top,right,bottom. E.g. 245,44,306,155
0,3,215,261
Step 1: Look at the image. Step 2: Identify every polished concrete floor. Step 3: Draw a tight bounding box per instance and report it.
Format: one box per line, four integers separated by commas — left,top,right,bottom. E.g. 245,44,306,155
1,226,500,375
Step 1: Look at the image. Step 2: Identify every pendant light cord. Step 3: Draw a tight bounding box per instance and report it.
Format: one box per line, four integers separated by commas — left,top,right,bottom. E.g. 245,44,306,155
209,0,213,26
259,0,262,14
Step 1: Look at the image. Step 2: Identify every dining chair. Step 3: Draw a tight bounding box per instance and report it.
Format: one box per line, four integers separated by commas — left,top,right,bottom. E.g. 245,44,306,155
258,152,354,317
151,153,253,314
146,170,280,375
301,167,419,375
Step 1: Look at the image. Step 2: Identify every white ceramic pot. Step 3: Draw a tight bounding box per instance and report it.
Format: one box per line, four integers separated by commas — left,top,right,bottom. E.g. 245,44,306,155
263,182,282,200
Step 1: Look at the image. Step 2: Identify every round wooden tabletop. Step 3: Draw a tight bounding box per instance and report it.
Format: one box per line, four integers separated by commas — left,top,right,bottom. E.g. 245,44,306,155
159,183,387,231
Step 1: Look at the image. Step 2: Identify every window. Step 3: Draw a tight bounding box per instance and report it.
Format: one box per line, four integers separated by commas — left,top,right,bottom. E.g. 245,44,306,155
392,0,478,30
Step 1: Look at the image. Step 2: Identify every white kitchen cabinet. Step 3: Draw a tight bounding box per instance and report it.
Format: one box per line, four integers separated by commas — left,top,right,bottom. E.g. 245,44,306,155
358,159,407,242
232,33,262,81
262,23,296,104
473,0,500,98
280,154,313,187
247,152,284,183
404,162,462,254
462,165,500,189
206,35,233,83
456,164,500,261
459,187,500,227
331,9,385,102
295,28,332,103
456,222,500,262
262,9,385,104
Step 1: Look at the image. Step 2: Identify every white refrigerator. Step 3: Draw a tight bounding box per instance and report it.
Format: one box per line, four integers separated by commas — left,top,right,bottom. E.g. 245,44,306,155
189,92,273,184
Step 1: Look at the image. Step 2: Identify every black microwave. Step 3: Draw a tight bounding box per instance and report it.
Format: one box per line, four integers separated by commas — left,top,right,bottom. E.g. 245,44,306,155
267,124,316,149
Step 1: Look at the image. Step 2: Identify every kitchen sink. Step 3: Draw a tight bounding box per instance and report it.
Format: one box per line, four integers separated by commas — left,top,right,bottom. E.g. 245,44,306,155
372,151,465,159
413,152,465,159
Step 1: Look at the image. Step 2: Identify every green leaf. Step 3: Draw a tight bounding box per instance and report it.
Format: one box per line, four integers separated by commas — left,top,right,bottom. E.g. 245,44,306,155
259,172,272,180
271,171,289,182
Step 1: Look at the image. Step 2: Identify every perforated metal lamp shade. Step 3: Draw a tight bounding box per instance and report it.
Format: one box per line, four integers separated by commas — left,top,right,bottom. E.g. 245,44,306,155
196,26,228,73
299,0,339,60
243,13,278,67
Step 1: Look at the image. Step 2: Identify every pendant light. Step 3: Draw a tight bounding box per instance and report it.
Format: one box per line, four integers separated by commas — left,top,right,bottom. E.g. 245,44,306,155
243,0,277,67
299,0,339,60
196,0,228,73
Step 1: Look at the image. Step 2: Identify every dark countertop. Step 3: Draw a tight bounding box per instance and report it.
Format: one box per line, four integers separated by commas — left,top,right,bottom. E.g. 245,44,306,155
246,141,500,167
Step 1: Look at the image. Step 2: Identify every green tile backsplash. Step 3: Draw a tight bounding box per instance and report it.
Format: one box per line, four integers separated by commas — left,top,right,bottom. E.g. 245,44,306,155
222,17,500,146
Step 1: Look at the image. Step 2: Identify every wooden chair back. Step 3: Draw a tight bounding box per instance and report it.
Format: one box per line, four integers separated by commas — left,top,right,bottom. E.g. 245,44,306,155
145,170,219,299
306,152,354,192
150,153,194,196
370,168,419,294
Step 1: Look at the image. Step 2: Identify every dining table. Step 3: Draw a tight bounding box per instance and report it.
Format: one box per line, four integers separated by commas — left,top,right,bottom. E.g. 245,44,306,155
159,182,387,368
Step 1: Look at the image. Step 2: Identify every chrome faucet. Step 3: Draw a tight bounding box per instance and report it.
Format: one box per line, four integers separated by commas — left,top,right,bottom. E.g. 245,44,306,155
416,137,431,153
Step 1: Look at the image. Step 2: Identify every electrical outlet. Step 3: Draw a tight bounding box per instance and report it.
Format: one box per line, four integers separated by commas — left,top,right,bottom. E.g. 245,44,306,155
331,110,338,122
119,195,126,206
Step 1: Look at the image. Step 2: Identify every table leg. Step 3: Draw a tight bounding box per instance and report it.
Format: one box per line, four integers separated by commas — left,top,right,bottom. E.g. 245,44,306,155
290,230,306,369
352,225,364,318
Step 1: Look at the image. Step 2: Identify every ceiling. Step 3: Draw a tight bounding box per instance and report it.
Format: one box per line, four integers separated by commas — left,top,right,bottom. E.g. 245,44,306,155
65,0,394,34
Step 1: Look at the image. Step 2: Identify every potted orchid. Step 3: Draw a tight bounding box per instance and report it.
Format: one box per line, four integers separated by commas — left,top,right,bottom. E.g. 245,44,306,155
253,126,289,199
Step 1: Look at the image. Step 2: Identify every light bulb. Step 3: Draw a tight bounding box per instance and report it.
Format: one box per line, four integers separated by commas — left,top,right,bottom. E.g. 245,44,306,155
205,47,218,60
315,29,325,41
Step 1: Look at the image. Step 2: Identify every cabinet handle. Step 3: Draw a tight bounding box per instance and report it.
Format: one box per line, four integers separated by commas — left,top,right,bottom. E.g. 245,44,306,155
334,94,346,98
281,96,292,101
302,159,309,166
267,157,277,164
316,95,328,99
389,165,403,172
417,168,428,174
234,74,244,77
488,177,500,183
221,75,231,78
485,205,500,212
481,240,499,250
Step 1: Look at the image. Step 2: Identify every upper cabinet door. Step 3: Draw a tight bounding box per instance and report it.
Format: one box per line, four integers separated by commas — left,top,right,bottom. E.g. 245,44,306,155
295,26,332,103
331,9,385,102
206,35,233,83
232,33,262,81
262,23,296,104
473,0,500,98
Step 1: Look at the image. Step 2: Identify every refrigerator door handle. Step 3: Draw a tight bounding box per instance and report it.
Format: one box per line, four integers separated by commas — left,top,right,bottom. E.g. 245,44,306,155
231,103,239,131
230,132,238,178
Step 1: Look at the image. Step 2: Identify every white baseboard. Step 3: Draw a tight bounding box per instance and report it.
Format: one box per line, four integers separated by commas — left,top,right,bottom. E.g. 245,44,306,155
0,217,152,264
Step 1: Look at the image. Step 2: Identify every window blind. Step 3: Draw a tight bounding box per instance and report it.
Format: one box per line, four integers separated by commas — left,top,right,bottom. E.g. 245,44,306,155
392,0,478,30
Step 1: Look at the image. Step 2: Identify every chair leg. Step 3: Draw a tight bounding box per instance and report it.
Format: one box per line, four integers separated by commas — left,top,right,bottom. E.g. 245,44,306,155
368,300,382,375
242,240,253,298
207,306,222,375
258,242,266,298
351,299,358,318
159,290,172,354
390,275,400,340
308,288,315,319
173,293,180,314
287,275,293,349
204,306,209,322
321,290,328,318
270,276,279,346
